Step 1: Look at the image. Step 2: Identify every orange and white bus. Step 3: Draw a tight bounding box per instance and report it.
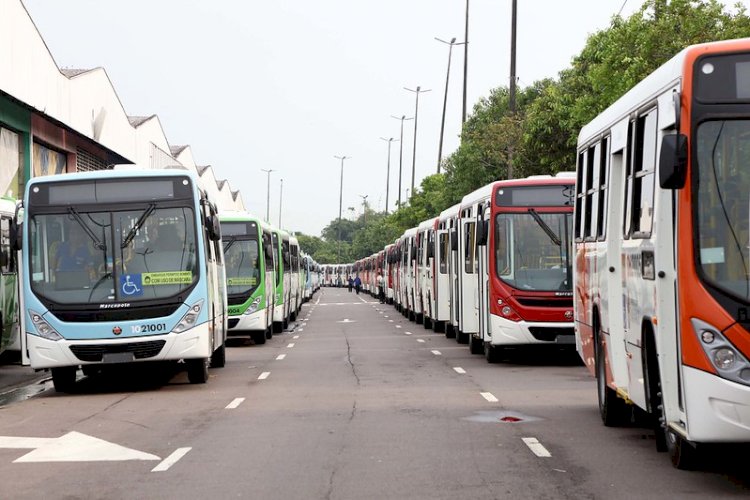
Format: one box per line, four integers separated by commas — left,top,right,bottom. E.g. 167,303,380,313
574,38,750,469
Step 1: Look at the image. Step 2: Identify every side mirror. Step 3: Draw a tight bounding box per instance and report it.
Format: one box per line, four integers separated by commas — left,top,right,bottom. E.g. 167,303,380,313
476,219,488,246
10,222,22,251
659,133,688,189
207,216,221,241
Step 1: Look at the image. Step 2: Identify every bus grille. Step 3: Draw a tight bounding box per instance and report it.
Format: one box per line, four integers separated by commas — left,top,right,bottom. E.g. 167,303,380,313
516,297,574,308
70,340,167,362
528,327,574,342
228,319,240,329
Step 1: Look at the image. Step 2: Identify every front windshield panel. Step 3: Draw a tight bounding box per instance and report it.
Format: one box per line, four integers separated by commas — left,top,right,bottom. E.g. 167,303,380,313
494,212,573,292
695,120,750,301
223,237,260,296
30,207,197,304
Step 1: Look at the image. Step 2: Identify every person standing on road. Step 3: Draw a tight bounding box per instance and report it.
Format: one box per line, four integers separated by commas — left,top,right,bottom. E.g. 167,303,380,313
377,272,385,303
348,275,354,293
354,274,362,295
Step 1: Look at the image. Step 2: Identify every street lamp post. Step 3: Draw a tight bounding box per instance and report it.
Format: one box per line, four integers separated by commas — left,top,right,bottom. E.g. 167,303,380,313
261,168,275,223
334,155,350,263
379,137,399,215
278,178,283,228
435,37,466,174
358,194,369,224
462,0,470,125
404,85,431,196
390,115,413,209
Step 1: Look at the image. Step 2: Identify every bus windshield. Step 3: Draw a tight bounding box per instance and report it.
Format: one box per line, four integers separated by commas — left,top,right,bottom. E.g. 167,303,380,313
223,236,260,296
696,120,750,300
494,212,572,291
29,206,197,304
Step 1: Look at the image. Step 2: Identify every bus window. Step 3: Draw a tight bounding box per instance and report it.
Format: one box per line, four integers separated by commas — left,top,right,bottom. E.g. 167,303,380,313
596,137,610,240
439,232,448,274
464,222,475,274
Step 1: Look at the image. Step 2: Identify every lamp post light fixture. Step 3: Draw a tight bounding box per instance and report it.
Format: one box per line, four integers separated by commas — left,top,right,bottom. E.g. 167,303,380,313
435,36,466,174
334,155,350,263
404,86,431,195
390,114,413,209
261,168,275,223
379,137,399,215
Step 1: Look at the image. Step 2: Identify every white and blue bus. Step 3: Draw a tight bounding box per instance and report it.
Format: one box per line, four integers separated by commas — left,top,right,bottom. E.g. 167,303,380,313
16,169,227,392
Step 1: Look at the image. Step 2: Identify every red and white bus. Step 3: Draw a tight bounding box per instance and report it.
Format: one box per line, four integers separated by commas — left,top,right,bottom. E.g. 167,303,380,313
575,38,750,469
463,175,576,358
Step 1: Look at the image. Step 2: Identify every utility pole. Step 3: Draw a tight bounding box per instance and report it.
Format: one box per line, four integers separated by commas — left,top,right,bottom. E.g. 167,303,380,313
508,0,518,179
391,115,413,209
379,137,398,215
404,85,431,196
278,178,283,228
436,36,466,174
261,168,274,223
462,0,470,125
334,155,350,263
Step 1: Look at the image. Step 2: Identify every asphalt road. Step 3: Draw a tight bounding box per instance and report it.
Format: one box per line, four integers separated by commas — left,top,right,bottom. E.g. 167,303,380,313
0,287,749,499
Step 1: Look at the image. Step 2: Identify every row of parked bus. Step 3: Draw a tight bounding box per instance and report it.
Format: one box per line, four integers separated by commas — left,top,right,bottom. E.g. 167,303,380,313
3,168,320,393
327,38,750,470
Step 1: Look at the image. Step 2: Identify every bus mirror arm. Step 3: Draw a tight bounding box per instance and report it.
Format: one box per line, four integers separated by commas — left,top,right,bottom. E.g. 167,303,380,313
658,133,688,190
11,202,23,251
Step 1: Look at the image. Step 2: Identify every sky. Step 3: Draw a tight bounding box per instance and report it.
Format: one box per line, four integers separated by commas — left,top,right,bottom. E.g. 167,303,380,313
21,0,749,237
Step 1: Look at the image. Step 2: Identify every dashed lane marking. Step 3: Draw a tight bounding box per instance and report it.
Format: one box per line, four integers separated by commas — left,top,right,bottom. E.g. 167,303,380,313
417,339,426,343
405,332,412,335
431,350,442,355
396,325,402,329
287,343,295,348
453,367,466,374
522,437,552,458
258,372,271,380
276,354,286,360
152,448,192,472
225,398,245,409
293,335,300,339
481,392,499,403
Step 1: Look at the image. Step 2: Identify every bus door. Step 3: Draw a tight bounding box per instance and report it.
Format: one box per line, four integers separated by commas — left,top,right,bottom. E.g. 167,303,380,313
451,220,460,330
436,227,448,321
477,203,491,342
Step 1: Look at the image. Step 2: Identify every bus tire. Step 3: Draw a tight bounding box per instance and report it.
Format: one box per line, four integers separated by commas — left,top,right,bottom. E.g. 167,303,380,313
51,366,77,393
445,324,456,339
456,330,469,344
290,309,297,321
643,328,699,469
273,321,283,334
187,358,209,384
252,331,267,345
484,342,501,363
470,335,483,355
596,330,629,427
210,344,226,368
424,316,432,329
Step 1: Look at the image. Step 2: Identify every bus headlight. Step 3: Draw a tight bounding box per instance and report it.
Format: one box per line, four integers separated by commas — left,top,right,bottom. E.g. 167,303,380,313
244,297,262,315
692,318,750,385
29,310,62,341
173,300,204,333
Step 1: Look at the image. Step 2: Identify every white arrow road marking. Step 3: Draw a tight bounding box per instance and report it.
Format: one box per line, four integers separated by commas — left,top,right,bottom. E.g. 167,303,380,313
152,447,192,472
1,432,161,463
522,437,552,458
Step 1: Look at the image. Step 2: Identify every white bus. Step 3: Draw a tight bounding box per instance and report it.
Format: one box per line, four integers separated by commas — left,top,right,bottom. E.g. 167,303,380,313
575,38,750,468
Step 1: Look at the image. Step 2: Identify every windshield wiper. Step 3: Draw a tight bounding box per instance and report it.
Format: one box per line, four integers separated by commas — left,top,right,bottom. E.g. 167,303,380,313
68,207,106,250
121,204,155,249
528,208,561,247
223,236,237,254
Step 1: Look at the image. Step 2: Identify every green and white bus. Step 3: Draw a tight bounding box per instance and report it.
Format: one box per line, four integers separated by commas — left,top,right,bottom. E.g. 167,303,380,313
220,212,276,345
272,228,292,333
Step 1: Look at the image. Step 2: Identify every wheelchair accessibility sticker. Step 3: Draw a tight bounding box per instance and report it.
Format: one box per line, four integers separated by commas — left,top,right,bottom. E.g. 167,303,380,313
120,274,143,297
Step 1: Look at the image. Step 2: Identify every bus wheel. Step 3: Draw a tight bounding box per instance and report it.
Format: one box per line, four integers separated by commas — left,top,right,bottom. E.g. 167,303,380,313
273,322,283,334
445,324,456,339
470,335,484,355
253,331,267,345
595,331,628,427
51,367,77,393
456,330,469,344
484,342,501,363
187,358,209,384
644,336,699,469
424,316,432,329
290,309,297,322
210,344,226,368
